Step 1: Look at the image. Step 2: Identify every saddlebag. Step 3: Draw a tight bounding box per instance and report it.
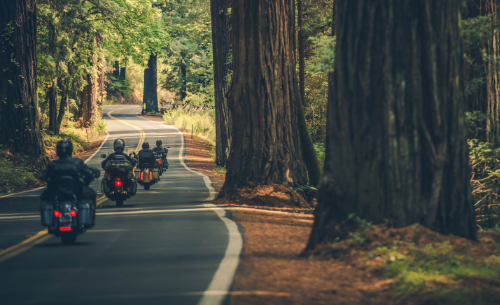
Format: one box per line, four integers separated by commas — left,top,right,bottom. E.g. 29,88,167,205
78,200,92,226
143,168,151,183
153,168,159,181
134,168,141,180
40,201,53,227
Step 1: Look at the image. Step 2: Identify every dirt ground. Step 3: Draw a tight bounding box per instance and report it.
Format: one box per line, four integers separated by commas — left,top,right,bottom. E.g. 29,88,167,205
143,114,500,305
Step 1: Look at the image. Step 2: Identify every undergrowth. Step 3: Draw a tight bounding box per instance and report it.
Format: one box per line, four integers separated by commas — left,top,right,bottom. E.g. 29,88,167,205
162,107,215,144
0,152,39,196
322,218,500,304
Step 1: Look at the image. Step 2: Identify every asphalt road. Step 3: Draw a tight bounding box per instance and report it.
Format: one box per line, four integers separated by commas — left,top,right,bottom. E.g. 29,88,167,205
0,105,241,305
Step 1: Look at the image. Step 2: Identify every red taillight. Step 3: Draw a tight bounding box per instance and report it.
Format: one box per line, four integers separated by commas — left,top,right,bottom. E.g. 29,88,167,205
60,226,72,232
70,210,77,217
54,211,61,217
150,172,153,180
140,172,143,180
158,160,162,164
115,180,122,187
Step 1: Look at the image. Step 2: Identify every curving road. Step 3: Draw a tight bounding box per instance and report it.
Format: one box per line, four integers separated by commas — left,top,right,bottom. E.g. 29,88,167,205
0,105,241,305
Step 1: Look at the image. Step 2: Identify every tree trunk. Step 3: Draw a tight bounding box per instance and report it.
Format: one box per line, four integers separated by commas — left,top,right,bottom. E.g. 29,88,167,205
120,67,126,79
306,0,476,250
81,73,92,127
55,79,69,135
211,0,232,166
0,0,46,159
48,74,58,133
144,53,158,111
220,0,307,194
113,61,119,77
298,0,305,106
180,54,187,101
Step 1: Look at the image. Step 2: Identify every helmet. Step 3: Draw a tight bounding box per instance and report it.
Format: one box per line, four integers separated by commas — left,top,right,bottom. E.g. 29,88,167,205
142,142,150,149
113,139,125,153
156,140,162,147
56,140,73,158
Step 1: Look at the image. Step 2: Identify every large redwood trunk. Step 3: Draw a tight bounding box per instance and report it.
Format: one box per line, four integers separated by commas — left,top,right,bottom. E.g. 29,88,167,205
306,0,475,250
211,0,232,167
220,0,307,193
0,0,46,159
143,53,158,112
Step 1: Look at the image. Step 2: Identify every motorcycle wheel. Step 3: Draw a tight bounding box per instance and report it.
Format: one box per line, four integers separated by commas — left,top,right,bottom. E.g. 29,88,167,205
144,185,150,190
61,234,76,245
116,199,124,207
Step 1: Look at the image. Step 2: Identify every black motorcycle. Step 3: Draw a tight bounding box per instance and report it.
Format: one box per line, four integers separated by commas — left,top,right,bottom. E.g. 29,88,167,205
40,166,98,244
100,154,137,206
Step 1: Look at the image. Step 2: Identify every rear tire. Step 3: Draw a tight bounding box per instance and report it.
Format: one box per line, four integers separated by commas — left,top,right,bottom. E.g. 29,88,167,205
61,234,76,245
116,199,124,207
144,185,150,190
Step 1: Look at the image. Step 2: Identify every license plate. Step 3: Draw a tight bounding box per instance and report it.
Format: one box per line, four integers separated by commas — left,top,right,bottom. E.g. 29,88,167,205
59,215,71,224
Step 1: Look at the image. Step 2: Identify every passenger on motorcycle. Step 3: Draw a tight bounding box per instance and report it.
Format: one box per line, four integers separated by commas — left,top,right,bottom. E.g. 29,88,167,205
41,140,99,225
138,142,156,167
152,140,169,169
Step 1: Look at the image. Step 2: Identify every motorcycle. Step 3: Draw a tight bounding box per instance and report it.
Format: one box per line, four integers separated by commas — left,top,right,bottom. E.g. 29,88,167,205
40,167,98,244
100,154,137,207
135,162,159,190
155,152,164,176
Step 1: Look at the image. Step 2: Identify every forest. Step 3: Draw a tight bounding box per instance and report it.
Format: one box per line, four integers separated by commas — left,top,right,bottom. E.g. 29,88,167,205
2,0,500,303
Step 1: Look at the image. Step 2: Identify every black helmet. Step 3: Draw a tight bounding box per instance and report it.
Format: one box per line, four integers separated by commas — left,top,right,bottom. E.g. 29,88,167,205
113,139,125,153
142,142,150,149
56,140,73,158
156,140,162,147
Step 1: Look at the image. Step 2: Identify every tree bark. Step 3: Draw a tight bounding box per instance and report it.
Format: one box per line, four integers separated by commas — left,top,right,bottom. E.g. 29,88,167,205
144,53,158,111
180,53,187,101
298,0,305,106
48,74,58,133
211,0,232,166
55,79,69,135
81,73,92,127
221,0,307,193
0,0,46,159
120,67,126,79
306,0,476,250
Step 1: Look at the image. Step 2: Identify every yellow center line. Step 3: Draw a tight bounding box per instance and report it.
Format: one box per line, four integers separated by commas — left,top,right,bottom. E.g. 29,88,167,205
0,107,146,264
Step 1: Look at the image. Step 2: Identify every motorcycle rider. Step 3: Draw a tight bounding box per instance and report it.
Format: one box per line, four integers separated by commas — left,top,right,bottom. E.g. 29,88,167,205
101,139,137,194
101,139,136,169
41,140,99,225
138,142,156,168
152,139,169,169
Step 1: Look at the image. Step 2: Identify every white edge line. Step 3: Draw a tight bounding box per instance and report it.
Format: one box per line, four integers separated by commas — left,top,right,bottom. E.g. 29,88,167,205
145,117,242,305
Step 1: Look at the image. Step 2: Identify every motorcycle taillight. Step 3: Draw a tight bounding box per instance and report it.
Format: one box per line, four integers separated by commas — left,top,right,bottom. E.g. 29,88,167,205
70,210,77,217
115,180,122,187
150,172,153,180
158,160,162,164
54,211,61,217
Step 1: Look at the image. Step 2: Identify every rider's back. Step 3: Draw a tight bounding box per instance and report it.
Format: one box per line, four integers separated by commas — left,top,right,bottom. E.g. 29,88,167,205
138,149,155,167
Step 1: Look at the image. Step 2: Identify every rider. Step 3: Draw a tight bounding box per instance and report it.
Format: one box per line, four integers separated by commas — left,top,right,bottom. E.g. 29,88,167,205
138,142,156,168
101,139,136,169
41,140,99,224
152,139,169,169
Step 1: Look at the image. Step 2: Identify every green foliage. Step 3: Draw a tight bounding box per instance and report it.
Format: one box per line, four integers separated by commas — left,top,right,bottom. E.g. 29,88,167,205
313,142,325,171
307,35,335,74
106,74,132,99
163,107,215,144
159,0,214,106
469,138,500,229
0,154,38,196
370,238,500,302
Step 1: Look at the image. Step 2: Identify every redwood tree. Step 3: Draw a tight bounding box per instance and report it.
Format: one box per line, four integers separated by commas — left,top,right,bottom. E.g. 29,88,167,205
220,0,307,192
306,0,476,250
211,0,232,167
0,0,46,159
143,53,158,112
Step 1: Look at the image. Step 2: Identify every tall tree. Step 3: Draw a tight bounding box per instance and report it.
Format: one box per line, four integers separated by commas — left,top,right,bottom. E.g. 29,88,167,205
306,0,476,250
298,0,305,106
0,0,46,159
143,53,158,112
220,0,307,194
211,0,232,166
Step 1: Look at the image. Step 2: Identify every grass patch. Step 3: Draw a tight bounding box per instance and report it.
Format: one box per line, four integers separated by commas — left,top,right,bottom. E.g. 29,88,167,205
163,107,215,144
0,151,39,196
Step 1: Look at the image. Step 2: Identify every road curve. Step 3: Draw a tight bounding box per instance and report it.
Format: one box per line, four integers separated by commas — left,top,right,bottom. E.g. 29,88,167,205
0,105,241,305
